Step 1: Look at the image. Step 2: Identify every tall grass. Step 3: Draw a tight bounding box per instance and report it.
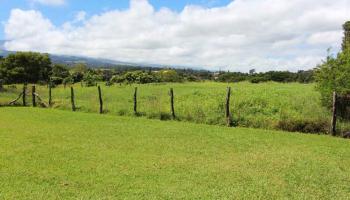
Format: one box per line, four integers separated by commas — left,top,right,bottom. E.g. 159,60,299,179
1,81,344,133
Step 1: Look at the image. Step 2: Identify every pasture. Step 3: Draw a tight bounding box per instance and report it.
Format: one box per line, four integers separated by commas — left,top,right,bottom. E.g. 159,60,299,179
0,107,349,199
1,81,342,133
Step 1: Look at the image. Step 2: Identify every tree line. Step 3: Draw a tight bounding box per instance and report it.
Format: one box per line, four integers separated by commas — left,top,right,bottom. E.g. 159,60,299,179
0,53,317,87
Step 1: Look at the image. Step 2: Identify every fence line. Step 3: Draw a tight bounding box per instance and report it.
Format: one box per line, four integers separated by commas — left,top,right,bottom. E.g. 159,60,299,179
3,85,349,138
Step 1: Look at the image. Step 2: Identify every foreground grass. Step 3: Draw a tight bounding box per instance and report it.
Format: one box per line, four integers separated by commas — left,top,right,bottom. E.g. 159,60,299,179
0,107,349,199
0,82,337,132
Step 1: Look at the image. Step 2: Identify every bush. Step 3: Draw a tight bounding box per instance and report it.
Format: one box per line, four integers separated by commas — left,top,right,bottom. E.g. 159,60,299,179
83,71,102,87
50,76,63,85
276,119,329,134
157,70,183,82
250,77,268,84
63,76,74,86
110,71,159,84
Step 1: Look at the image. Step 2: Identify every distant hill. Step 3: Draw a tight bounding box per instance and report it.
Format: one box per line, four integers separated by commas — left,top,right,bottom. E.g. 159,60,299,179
0,48,158,69
49,54,144,68
0,40,5,49
0,47,204,70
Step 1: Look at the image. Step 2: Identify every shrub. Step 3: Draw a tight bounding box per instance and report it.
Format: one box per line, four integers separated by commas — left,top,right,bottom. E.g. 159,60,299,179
276,119,329,134
63,76,74,85
50,76,63,85
250,77,268,84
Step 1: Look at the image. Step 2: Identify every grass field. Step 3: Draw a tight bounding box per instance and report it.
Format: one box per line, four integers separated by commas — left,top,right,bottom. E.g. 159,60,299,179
0,107,350,199
1,81,340,133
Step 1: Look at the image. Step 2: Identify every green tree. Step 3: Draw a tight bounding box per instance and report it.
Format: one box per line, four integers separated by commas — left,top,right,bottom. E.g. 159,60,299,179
51,64,69,79
157,69,183,82
82,70,103,87
315,49,350,106
71,63,88,82
342,21,350,51
315,21,350,107
0,52,51,83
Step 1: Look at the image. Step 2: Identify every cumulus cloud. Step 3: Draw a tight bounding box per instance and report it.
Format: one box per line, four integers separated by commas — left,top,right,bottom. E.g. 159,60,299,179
30,0,65,6
4,0,350,71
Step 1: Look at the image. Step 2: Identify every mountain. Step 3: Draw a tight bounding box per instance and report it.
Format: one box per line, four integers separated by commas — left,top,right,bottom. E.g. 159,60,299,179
0,48,205,70
0,48,158,68
49,54,145,68
0,40,5,49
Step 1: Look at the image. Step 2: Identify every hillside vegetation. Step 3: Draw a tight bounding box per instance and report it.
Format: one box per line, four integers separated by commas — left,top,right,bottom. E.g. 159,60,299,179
1,82,341,133
0,107,349,199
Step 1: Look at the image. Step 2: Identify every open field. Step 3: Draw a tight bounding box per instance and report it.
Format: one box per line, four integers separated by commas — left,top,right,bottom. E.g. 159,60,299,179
1,81,341,133
0,107,349,199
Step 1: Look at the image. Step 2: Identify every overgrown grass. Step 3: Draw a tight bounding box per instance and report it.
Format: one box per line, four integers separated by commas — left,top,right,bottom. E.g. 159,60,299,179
0,107,349,199
0,82,346,133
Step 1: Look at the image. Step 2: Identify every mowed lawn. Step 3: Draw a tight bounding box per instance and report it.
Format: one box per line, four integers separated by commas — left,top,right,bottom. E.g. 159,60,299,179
0,108,349,199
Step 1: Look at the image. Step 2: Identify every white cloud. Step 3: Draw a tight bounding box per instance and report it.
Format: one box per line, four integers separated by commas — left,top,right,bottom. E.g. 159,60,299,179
30,0,65,6
4,0,350,71
74,11,86,22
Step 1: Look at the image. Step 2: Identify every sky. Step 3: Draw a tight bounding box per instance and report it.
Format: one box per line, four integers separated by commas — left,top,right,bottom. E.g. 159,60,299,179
0,0,350,71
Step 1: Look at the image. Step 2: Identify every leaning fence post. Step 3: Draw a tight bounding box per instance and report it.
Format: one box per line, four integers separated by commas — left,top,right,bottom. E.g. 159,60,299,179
226,87,232,127
98,86,103,114
170,88,175,119
48,84,52,107
331,91,337,136
22,84,27,106
71,87,76,111
32,85,36,107
133,87,137,115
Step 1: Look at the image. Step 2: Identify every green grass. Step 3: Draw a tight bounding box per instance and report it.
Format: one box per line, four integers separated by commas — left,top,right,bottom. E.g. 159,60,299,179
0,107,350,199
1,82,337,133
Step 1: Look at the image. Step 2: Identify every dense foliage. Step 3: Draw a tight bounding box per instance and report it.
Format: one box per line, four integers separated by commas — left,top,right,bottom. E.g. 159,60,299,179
315,21,350,107
0,52,51,83
216,70,314,83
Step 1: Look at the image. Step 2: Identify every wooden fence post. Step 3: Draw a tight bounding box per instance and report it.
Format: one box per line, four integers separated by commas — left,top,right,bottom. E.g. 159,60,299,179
71,87,76,111
32,85,36,107
133,87,137,115
48,84,52,107
226,87,232,127
98,86,103,114
0,79,3,91
170,88,175,119
331,91,337,136
22,84,26,106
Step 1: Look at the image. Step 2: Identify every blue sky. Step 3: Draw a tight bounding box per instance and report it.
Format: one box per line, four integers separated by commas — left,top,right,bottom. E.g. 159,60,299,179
0,0,232,40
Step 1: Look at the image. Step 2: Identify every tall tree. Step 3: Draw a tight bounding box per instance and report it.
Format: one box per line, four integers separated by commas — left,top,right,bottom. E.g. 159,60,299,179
315,21,350,107
0,52,51,83
342,21,350,51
